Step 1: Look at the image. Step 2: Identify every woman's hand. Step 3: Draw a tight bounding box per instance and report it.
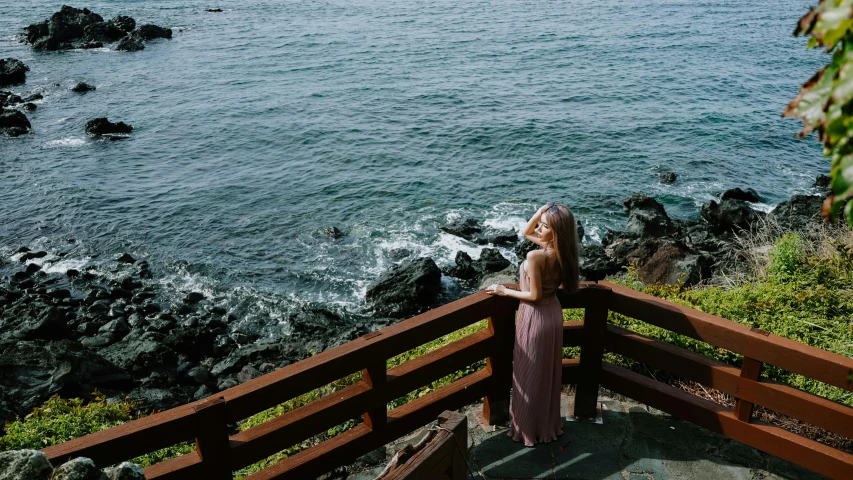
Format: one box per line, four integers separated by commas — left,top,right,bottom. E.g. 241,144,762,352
485,284,507,296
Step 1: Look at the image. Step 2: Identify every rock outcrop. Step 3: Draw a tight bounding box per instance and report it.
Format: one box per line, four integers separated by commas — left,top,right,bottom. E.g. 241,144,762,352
85,118,133,137
365,257,442,318
440,218,517,246
0,58,29,87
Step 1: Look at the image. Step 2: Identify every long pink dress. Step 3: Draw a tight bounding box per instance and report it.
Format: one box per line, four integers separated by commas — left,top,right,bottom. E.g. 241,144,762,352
507,259,564,446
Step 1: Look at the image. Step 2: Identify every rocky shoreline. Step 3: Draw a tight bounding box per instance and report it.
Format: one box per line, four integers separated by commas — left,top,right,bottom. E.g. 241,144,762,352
0,178,834,431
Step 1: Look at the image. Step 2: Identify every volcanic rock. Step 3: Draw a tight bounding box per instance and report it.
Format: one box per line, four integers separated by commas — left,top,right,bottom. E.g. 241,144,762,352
115,32,145,52
659,171,678,184
0,59,29,87
623,195,678,238
26,6,104,50
323,226,344,238
446,251,477,280
635,240,713,286
0,450,53,480
770,194,825,231
110,16,136,33
0,110,32,137
83,21,125,43
700,198,764,235
721,187,761,203
104,462,145,480
86,118,133,136
50,457,104,480
440,218,517,246
136,24,172,40
579,244,619,281
72,82,96,93
365,257,442,318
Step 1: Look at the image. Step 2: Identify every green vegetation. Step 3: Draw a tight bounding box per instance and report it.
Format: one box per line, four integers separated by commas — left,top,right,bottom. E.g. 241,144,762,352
786,0,853,226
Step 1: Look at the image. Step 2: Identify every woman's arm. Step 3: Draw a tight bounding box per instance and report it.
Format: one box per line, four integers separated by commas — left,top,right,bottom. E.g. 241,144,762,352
486,251,544,302
522,204,550,248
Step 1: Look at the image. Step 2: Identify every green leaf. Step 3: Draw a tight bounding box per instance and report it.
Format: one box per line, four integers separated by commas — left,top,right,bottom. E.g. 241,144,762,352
813,3,853,49
785,64,838,136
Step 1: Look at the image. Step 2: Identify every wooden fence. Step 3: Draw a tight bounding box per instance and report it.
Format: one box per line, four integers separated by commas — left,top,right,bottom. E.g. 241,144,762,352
40,281,853,479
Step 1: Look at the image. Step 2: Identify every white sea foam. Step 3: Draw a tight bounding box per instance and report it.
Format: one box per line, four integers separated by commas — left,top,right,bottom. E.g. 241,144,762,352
44,138,85,148
40,257,91,274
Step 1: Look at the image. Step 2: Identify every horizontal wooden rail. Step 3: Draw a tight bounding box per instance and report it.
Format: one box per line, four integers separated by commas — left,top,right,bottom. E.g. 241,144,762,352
604,281,853,391
242,369,491,479
228,328,492,469
605,324,853,440
600,362,853,480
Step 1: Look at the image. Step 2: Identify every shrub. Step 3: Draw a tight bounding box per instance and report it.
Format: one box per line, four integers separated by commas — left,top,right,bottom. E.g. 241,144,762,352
769,233,803,280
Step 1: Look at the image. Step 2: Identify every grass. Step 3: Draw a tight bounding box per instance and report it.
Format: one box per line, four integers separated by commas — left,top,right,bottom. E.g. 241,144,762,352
3,220,851,475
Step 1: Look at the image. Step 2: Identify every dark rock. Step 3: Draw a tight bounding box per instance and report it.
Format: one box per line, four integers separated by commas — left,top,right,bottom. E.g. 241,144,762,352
721,187,762,203
80,41,103,49
0,449,53,480
700,198,765,235
211,342,297,377
136,24,172,40
0,109,32,136
635,240,713,286
770,194,825,231
103,462,145,480
83,21,125,43
387,248,413,261
323,226,344,238
193,384,214,400
0,339,129,418
440,218,517,246
5,301,69,340
184,291,204,304
218,378,238,390
0,90,23,107
47,288,71,299
115,32,145,52
99,318,130,338
0,58,29,87
514,239,538,259
53,457,104,479
445,251,477,280
127,386,188,412
813,174,831,190
478,265,519,290
623,195,677,238
579,244,618,281
22,93,42,102
111,16,136,33
71,82,96,93
86,118,133,136
186,366,212,385
476,248,511,275
80,334,117,348
20,250,47,261
659,171,678,184
146,317,175,333
23,102,37,111
101,334,176,374
213,335,237,357
66,269,80,278
206,8,224,13
26,6,104,50
77,322,100,336
365,257,442,318
110,288,132,299
236,365,260,383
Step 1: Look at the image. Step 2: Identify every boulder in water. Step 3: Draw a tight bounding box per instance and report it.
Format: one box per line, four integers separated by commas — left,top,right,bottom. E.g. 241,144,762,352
26,6,104,50
0,58,29,87
0,110,32,137
659,171,678,185
110,16,136,33
136,24,172,40
721,187,761,203
86,117,133,136
365,257,442,318
323,226,344,238
72,82,96,93
115,32,145,52
440,217,517,246
83,21,125,43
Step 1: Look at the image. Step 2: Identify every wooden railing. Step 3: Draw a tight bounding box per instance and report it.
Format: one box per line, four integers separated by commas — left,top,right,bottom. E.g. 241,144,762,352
40,282,853,479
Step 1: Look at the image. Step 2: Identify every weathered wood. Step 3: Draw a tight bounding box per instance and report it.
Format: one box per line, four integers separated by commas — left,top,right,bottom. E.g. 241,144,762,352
605,324,853,439
563,321,583,346
229,329,492,469
571,285,612,418
383,411,468,480
144,451,203,480
42,402,200,468
605,281,853,391
484,296,515,425
734,357,762,422
364,362,387,430
193,396,232,480
243,369,491,480
221,291,496,423
600,362,853,480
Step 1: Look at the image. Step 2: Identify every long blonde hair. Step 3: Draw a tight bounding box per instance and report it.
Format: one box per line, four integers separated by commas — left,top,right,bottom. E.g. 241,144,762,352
543,205,580,293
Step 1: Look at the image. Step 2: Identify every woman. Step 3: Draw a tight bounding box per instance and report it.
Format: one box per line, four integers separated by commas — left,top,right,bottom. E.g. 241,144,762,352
486,202,580,446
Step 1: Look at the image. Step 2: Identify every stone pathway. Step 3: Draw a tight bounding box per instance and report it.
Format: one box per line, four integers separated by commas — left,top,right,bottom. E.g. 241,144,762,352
348,391,828,480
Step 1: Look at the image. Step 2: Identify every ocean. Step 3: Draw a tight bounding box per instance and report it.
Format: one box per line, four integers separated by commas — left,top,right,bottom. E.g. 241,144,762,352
0,0,828,336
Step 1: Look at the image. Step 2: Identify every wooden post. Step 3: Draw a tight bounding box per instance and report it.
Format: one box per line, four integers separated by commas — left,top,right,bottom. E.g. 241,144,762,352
364,362,387,430
438,411,468,480
571,285,612,419
734,356,763,422
483,296,516,426
193,396,232,480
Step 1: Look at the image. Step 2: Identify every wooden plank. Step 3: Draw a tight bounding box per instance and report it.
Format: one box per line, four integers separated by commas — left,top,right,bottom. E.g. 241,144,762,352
229,329,492,469
222,292,495,422
734,358,762,422
563,321,583,347
41,402,199,468
600,362,853,480
144,451,204,480
605,324,853,439
604,281,853,392
484,296,513,425
242,369,491,480
193,397,232,480
571,285,612,418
